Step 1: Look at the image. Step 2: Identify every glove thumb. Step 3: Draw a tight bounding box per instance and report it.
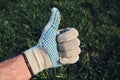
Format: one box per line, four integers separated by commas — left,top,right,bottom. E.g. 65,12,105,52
38,7,61,44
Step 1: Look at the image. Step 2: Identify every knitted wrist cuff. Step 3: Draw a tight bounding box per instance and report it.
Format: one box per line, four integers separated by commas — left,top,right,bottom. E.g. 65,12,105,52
24,46,52,75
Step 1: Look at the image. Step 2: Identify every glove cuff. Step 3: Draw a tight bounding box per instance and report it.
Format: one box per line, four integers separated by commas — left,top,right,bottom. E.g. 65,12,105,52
24,46,52,75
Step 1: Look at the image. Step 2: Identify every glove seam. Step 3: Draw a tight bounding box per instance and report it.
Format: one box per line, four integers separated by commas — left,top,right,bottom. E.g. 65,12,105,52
22,53,34,76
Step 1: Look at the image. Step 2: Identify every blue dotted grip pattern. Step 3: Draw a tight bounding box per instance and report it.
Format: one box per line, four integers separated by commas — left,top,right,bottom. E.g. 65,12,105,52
38,8,61,67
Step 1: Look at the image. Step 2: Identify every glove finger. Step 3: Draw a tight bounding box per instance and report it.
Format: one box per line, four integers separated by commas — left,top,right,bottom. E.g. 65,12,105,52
58,38,80,51
58,28,70,34
57,28,79,43
60,55,79,64
60,47,81,57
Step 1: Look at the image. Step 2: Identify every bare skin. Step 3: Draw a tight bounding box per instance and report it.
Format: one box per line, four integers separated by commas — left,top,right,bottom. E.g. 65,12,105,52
0,55,31,80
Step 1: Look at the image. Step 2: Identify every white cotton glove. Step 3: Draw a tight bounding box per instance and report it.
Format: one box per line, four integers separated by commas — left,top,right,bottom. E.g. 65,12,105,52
58,28,81,64
24,7,81,75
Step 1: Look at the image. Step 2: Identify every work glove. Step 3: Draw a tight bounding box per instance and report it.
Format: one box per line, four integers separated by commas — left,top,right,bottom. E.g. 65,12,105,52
24,7,81,75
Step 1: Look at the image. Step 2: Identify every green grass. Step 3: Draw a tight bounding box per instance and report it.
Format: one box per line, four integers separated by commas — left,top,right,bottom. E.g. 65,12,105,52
0,0,120,80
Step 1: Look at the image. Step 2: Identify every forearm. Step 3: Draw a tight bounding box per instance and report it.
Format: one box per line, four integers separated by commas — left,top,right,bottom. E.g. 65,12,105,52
0,54,31,80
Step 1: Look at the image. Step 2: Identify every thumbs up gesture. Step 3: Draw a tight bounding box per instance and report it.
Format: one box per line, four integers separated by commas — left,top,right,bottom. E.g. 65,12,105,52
24,7,81,75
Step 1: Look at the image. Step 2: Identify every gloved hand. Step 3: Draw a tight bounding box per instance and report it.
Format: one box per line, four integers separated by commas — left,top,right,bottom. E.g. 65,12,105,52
24,7,81,75
58,28,81,64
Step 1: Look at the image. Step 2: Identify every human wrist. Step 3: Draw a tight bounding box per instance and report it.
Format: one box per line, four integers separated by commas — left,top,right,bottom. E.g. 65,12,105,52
0,55,32,80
